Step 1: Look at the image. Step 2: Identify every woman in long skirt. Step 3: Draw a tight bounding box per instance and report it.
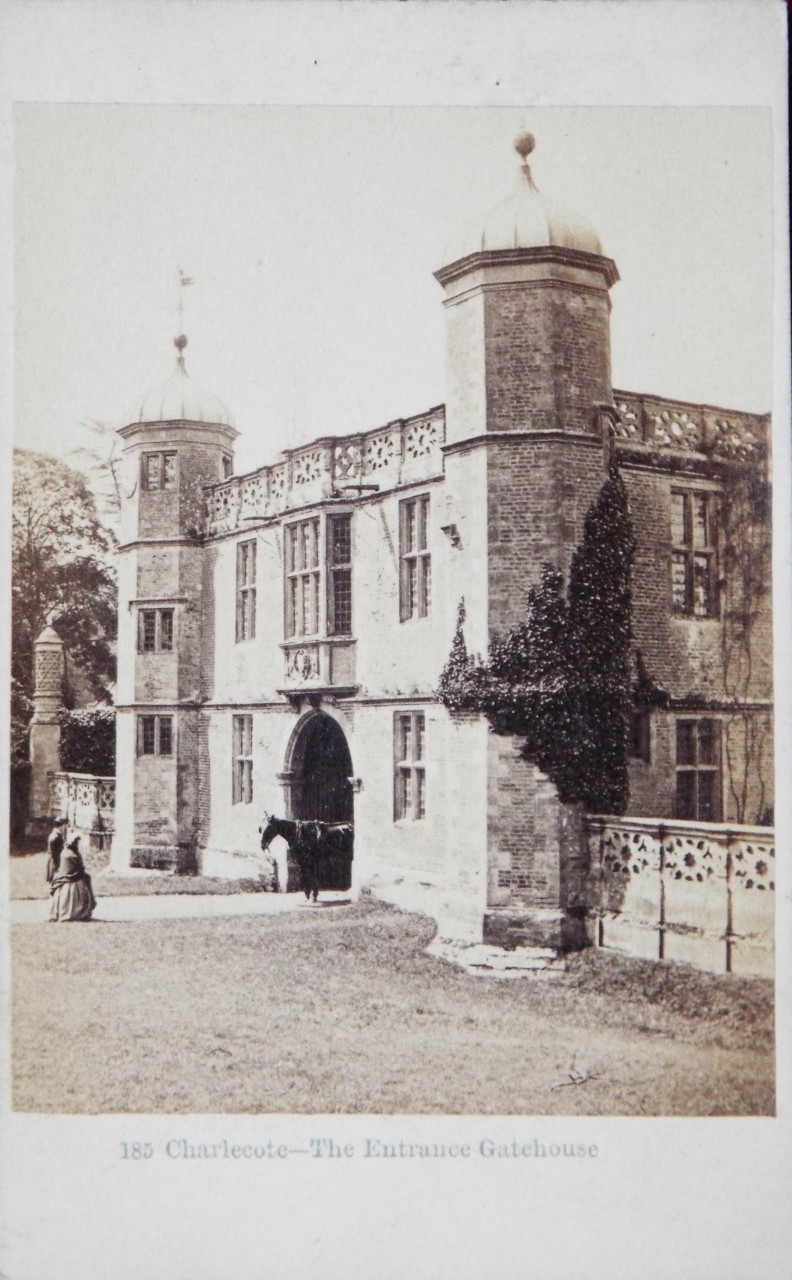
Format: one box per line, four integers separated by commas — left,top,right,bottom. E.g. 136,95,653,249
45,817,66,885
49,836,97,922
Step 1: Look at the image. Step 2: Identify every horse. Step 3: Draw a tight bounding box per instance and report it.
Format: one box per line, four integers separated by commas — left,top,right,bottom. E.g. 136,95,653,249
259,812,354,902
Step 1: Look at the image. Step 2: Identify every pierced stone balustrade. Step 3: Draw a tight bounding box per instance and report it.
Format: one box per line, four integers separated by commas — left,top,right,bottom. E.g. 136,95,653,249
585,814,774,977
49,771,116,868
612,391,768,462
206,407,446,533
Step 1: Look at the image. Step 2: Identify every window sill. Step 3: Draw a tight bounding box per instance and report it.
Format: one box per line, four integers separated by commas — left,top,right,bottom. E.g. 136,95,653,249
280,636,356,648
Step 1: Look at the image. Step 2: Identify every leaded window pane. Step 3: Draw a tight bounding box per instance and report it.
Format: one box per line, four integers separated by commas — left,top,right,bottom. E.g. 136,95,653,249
698,720,716,765
331,568,352,635
676,721,696,766
698,772,716,821
418,496,428,549
415,769,426,820
407,560,417,616
415,715,425,761
404,504,415,554
146,455,161,490
676,771,696,820
160,611,173,651
691,495,708,548
141,611,156,652
417,560,429,614
141,717,156,754
330,516,351,565
671,554,688,613
671,492,686,546
401,717,412,762
693,555,711,618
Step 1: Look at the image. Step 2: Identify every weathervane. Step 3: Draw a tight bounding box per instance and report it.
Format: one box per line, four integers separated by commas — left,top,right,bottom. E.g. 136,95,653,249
177,268,194,331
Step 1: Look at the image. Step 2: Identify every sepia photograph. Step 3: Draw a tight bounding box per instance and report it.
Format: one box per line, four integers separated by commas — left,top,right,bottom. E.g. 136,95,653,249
1,3,789,1278
8,102,776,1117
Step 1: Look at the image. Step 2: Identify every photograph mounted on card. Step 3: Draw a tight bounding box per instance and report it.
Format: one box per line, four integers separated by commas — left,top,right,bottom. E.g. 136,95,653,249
9,104,775,1118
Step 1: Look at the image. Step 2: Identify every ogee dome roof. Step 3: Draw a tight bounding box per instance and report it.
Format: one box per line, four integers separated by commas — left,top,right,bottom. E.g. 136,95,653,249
446,132,603,264
133,336,235,428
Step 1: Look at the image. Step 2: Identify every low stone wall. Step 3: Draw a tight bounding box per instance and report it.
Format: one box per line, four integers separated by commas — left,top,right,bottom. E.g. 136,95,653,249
49,772,115,871
585,815,774,977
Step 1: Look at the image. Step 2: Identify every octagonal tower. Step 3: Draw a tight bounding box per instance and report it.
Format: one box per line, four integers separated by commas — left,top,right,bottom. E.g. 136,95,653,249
111,336,237,871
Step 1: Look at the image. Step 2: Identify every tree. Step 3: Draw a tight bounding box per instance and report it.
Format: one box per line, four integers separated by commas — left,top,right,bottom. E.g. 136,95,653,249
67,419,123,523
12,449,117,746
562,458,636,812
437,460,636,813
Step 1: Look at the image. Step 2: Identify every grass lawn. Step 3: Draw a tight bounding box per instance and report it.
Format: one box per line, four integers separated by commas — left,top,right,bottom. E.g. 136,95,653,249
11,897,774,1116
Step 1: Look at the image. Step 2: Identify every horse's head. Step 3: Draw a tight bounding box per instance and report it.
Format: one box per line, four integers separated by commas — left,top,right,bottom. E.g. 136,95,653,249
259,811,276,850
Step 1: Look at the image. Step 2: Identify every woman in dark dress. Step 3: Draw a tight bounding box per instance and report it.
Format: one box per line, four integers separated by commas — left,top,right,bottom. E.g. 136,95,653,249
49,836,97,922
45,817,66,886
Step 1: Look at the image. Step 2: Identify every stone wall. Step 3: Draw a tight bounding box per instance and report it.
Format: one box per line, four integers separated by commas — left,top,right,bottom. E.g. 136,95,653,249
482,280,612,437
485,433,606,635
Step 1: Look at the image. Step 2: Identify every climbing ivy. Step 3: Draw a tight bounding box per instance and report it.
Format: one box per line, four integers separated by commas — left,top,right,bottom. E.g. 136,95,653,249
437,460,636,813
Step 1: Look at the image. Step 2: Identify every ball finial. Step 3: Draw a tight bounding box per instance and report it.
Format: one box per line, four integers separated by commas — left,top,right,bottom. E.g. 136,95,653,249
514,131,536,161
174,334,188,352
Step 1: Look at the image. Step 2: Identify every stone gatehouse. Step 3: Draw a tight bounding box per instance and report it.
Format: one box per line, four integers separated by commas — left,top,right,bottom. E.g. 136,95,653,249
109,135,773,948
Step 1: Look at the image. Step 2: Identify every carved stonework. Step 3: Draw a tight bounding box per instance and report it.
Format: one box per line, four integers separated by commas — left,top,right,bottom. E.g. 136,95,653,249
270,465,287,504
598,824,661,912
211,480,240,531
614,399,642,441
240,472,266,518
662,831,726,884
649,408,702,451
612,392,767,463
587,817,775,976
333,442,362,480
730,838,774,892
405,419,438,460
292,449,324,486
285,645,321,683
364,432,397,472
35,648,64,693
703,414,763,462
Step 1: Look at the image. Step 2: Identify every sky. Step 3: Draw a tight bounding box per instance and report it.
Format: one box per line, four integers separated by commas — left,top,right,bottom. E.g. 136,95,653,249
14,104,773,478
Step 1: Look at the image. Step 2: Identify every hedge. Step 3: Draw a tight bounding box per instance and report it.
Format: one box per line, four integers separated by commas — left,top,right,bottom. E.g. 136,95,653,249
58,706,116,776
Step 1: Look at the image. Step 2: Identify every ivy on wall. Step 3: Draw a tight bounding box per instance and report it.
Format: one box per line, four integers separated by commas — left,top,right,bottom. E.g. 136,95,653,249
437,460,636,814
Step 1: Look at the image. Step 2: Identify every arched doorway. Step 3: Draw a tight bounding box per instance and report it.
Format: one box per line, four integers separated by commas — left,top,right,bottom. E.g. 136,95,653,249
289,712,354,890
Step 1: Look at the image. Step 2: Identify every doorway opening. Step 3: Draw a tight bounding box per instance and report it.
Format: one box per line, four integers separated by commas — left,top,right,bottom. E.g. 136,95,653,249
289,712,354,889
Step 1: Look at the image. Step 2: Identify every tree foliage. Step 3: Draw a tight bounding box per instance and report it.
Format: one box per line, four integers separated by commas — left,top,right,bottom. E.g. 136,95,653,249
437,461,636,813
12,449,117,726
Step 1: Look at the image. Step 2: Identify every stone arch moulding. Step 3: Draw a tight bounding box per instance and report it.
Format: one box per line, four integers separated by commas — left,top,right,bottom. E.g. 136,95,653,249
278,704,356,822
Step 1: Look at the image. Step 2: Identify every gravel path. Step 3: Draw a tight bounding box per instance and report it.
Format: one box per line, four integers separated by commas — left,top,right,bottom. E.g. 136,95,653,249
10,891,352,923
